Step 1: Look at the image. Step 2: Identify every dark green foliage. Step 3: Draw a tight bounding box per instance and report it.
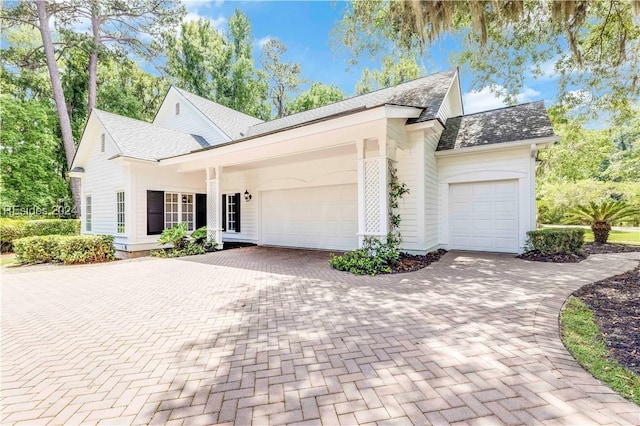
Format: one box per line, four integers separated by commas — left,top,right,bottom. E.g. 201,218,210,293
13,234,114,264
21,219,80,238
152,241,206,258
329,236,399,275
0,94,70,212
525,228,585,255
191,226,208,245
157,223,188,250
0,219,26,252
153,224,215,257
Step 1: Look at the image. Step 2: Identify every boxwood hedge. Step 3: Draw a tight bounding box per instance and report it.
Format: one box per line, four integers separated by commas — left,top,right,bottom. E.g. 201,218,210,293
0,219,80,253
524,228,585,255
13,235,115,264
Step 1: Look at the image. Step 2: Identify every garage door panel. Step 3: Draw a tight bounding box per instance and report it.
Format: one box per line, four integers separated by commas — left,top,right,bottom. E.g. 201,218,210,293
449,180,519,253
261,185,357,251
472,202,492,214
495,219,517,231
472,219,493,230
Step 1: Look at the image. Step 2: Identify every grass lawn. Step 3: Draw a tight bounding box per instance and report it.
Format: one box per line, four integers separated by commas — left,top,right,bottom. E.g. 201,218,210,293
543,226,640,245
561,297,640,405
584,229,640,244
0,253,16,267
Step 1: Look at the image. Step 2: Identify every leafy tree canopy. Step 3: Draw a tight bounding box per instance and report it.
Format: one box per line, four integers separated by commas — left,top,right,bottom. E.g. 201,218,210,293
260,38,305,119
287,83,345,114
163,10,270,120
0,94,69,211
355,53,424,95
338,0,640,120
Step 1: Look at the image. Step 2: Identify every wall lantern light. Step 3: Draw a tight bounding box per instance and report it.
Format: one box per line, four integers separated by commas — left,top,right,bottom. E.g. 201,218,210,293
244,190,252,202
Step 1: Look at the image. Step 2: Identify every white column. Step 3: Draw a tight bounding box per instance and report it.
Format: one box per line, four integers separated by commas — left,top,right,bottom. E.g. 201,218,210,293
356,139,365,247
360,136,391,243
206,166,224,249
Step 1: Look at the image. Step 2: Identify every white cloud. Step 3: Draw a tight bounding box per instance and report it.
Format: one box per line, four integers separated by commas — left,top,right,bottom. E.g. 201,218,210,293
463,85,541,114
256,36,275,49
184,12,227,30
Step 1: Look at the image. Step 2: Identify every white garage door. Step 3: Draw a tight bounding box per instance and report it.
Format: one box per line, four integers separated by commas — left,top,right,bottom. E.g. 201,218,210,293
261,184,358,250
449,180,519,252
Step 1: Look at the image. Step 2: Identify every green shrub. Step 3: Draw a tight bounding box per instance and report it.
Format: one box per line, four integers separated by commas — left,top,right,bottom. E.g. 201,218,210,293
524,228,585,255
152,241,205,258
58,235,115,264
158,223,188,250
0,219,26,252
13,235,62,264
191,226,208,244
21,219,80,238
329,237,400,275
13,235,114,264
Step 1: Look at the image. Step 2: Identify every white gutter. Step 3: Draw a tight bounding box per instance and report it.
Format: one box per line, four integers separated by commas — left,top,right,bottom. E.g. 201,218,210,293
434,135,560,158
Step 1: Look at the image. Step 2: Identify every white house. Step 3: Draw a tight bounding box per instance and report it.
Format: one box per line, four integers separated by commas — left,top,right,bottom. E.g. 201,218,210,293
70,69,558,255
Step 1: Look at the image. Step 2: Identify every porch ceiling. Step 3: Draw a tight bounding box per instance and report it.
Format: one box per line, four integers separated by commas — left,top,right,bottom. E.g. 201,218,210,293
225,144,357,172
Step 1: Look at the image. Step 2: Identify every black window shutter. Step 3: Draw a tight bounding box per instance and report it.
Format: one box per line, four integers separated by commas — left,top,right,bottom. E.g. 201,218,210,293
147,190,164,235
221,194,226,231
234,192,241,233
195,194,207,229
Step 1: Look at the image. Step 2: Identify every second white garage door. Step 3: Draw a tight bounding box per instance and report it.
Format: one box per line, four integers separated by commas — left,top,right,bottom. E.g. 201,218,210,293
261,184,358,250
449,180,519,252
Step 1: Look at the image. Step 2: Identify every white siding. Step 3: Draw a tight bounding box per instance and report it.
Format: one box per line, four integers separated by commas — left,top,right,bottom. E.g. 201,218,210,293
437,146,534,252
395,137,420,250
436,73,464,123
79,122,127,242
130,163,206,248
220,154,357,244
424,132,440,250
154,89,229,146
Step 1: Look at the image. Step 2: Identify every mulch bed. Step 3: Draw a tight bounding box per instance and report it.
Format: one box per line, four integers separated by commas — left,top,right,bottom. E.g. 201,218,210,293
520,242,640,373
389,249,448,273
572,265,640,375
517,242,640,263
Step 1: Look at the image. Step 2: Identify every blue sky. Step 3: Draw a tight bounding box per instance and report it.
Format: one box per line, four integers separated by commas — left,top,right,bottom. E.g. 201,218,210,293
187,1,558,114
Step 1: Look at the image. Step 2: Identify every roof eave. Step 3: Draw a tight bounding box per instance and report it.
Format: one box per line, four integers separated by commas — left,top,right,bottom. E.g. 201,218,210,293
434,135,560,157
405,119,445,135
108,154,159,163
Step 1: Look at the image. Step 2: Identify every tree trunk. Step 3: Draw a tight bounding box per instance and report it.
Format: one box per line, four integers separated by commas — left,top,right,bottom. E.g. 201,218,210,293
591,221,611,244
36,1,81,217
87,1,100,112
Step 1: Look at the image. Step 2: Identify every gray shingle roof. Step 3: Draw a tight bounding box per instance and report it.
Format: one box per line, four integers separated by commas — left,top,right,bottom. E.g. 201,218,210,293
174,88,264,140
437,101,555,151
246,69,457,137
94,109,205,161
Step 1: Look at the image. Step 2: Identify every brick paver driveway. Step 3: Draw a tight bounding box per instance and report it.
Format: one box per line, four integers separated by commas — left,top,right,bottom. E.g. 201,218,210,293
2,248,639,425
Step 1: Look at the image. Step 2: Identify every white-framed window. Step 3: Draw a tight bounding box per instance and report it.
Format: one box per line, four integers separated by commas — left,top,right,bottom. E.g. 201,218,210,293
175,102,180,115
224,193,241,232
165,192,179,229
85,195,92,232
100,133,105,153
182,194,194,231
164,192,194,231
116,191,125,234
226,194,236,231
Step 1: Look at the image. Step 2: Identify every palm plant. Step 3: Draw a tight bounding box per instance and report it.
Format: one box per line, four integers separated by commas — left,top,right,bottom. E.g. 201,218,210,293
566,201,640,244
